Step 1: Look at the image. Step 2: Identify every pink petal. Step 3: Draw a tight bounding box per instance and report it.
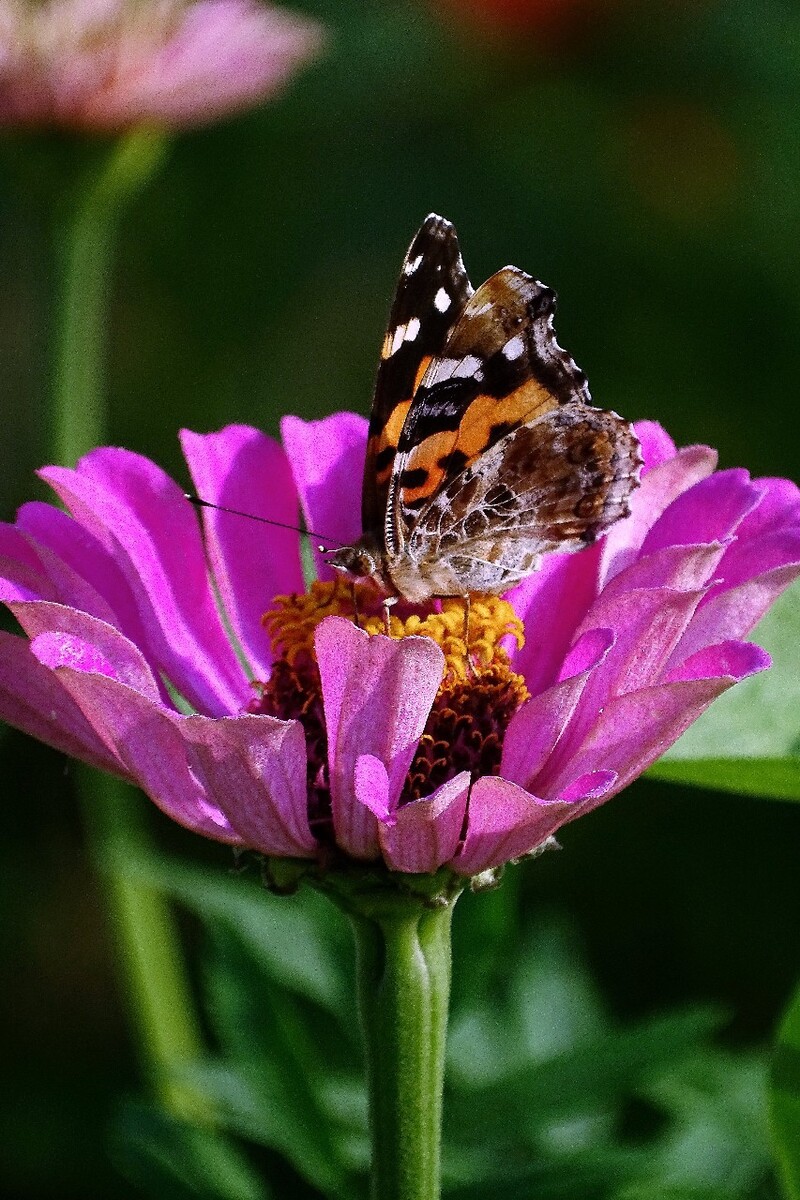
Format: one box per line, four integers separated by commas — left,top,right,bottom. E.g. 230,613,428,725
33,662,237,841
354,754,392,822
12,602,162,702
281,412,368,581
501,628,613,789
40,449,249,716
0,551,54,603
379,772,471,874
453,770,615,876
0,631,123,773
733,476,800,541
180,425,304,678
600,541,726,599
600,444,718,585
16,502,147,639
540,647,768,801
675,562,800,660
315,616,444,860
710,529,800,597
546,587,706,780
640,469,764,556
183,713,315,857
507,543,601,695
633,420,677,472
668,640,771,684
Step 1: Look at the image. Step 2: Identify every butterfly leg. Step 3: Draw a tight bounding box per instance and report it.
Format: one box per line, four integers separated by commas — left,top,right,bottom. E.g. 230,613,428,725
351,582,361,629
382,595,398,636
462,594,477,677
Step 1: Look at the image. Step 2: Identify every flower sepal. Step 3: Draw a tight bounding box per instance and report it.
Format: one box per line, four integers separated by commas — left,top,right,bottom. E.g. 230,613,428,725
310,860,465,920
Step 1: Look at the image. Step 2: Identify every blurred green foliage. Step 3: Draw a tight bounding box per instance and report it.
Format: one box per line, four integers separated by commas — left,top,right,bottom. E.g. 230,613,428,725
2,0,800,1196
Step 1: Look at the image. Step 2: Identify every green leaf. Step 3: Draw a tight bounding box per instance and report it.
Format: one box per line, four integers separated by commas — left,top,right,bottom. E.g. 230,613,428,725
769,978,800,1198
112,1101,270,1200
649,581,800,800
119,848,353,1015
195,926,363,1199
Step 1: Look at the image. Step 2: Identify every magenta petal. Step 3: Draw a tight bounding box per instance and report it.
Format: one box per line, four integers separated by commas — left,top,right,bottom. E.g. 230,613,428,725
316,616,444,860
711,529,800,596
541,673,760,800
354,754,392,822
502,629,613,788
601,542,726,599
508,544,601,695
0,552,54,603
281,412,368,580
183,714,315,857
600,445,718,585
379,773,471,874
12,603,162,703
0,524,57,603
731,476,800,541
40,665,237,841
641,469,763,556
676,562,800,659
575,586,705,700
667,639,771,684
452,774,600,876
0,631,123,773
16,502,150,645
633,420,677,472
40,450,248,715
180,425,303,677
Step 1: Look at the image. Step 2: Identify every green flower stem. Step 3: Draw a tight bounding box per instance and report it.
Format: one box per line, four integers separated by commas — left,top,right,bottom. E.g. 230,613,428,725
80,768,211,1123
339,878,460,1200
52,128,168,467
51,129,207,1121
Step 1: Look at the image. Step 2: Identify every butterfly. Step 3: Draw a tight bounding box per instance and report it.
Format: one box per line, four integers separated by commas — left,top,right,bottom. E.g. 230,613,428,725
329,214,642,606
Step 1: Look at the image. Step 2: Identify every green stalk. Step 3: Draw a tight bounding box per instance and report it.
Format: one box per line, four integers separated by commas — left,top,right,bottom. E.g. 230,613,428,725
53,128,167,467
81,769,210,1123
337,877,460,1200
51,129,208,1121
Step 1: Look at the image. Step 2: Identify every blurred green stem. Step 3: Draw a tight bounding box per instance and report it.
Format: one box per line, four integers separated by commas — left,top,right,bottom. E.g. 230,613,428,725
52,130,208,1121
53,128,167,467
80,769,210,1122
340,880,459,1200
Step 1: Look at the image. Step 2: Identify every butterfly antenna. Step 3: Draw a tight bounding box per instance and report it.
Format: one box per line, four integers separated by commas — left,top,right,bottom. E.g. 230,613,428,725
185,494,337,551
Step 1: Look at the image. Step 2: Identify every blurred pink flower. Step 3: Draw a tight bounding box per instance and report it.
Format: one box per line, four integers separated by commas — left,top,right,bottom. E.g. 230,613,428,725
1,417,798,877
0,0,323,130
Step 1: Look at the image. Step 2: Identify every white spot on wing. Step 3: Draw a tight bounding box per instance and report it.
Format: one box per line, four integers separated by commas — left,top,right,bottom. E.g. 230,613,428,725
404,254,423,276
503,334,525,361
434,287,451,313
453,355,483,379
405,317,421,342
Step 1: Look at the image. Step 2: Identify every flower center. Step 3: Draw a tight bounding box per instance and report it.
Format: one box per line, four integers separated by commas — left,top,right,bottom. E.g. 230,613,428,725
250,580,529,841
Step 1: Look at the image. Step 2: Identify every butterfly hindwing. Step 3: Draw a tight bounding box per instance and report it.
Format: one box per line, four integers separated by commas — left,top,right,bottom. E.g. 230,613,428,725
362,214,473,543
403,407,641,595
388,266,592,549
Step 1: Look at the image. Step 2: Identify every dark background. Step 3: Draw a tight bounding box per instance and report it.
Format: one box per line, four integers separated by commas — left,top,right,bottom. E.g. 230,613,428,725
1,1,799,1195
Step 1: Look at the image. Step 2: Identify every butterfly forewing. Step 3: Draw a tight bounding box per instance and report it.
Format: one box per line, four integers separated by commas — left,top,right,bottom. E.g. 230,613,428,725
389,267,592,548
362,214,473,543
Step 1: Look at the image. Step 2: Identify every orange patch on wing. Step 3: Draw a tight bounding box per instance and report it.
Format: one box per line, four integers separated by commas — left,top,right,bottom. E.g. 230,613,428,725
401,379,561,494
399,430,456,504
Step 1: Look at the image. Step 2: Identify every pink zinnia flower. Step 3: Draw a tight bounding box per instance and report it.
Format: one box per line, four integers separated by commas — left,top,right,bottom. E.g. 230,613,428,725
0,0,323,130
1,416,798,876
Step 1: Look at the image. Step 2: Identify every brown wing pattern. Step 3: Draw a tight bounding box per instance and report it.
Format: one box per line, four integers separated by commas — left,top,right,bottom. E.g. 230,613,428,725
361,214,473,542
388,267,591,549
404,408,642,594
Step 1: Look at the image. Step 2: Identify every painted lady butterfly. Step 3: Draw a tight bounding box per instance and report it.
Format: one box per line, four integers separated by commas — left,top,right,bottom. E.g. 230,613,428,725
330,214,642,605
